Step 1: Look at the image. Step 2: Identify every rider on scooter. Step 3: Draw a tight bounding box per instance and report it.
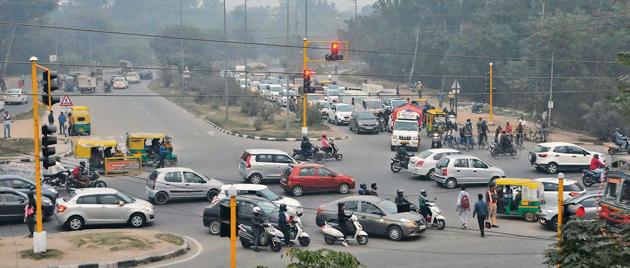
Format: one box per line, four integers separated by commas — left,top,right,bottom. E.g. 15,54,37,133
499,130,513,153
589,154,607,180
252,207,264,252
612,128,629,150
71,161,90,187
321,133,332,155
338,202,352,247
418,189,433,219
300,136,313,159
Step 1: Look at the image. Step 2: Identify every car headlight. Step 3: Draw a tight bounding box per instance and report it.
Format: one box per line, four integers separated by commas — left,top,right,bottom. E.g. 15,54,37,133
143,206,153,212
400,218,416,226
392,135,399,140
412,136,419,140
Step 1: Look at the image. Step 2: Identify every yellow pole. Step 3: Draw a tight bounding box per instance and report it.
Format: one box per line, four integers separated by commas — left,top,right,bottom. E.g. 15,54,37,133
31,60,44,234
489,62,493,122
302,38,308,135
230,195,236,268
557,173,564,268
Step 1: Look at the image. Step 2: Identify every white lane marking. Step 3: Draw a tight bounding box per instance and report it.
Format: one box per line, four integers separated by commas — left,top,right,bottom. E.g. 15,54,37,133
150,235,203,268
207,131,215,136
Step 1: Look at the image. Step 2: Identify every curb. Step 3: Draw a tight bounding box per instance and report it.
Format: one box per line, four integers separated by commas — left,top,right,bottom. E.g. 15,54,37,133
204,117,349,142
51,236,190,268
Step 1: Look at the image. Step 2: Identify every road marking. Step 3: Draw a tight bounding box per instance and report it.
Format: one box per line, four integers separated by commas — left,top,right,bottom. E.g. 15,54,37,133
207,131,215,136
150,235,203,268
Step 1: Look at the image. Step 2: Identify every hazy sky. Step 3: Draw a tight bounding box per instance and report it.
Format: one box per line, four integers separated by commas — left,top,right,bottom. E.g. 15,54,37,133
225,0,375,12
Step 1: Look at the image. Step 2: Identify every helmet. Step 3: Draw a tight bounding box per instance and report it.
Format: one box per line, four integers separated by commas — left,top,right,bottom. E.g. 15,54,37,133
396,189,403,195
280,204,287,211
253,207,261,214
616,128,620,132
371,183,377,190
302,136,308,141
337,202,345,209
421,189,427,196
594,154,599,159
360,183,367,189
79,161,86,167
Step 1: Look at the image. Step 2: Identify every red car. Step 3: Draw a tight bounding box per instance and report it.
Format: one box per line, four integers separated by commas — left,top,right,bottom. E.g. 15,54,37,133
281,164,355,197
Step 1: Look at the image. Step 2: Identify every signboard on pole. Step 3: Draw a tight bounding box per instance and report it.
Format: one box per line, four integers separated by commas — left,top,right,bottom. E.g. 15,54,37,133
49,54,57,63
450,79,461,91
59,95,73,107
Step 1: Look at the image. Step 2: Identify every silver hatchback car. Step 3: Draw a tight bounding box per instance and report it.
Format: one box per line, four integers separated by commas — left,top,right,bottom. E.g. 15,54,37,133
239,149,298,184
432,154,505,189
146,167,223,205
55,188,155,231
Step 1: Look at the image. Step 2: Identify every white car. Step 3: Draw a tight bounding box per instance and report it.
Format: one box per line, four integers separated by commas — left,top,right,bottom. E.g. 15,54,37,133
146,167,224,205
0,99,4,111
327,103,354,125
533,177,586,204
267,84,283,101
213,184,303,215
112,76,128,89
409,149,462,177
528,142,604,174
55,188,155,231
3,88,28,104
125,72,141,84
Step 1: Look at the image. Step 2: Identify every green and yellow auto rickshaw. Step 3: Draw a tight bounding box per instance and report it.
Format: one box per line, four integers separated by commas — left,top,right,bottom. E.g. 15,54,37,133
126,133,177,166
74,138,121,171
495,178,544,222
68,106,91,136
425,108,447,136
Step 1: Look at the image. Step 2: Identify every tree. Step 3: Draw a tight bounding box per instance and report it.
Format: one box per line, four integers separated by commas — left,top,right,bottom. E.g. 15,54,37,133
149,25,218,69
608,52,630,116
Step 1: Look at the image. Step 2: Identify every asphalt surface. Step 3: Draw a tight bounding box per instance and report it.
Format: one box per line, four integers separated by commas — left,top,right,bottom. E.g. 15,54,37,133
0,80,604,268
2,80,33,116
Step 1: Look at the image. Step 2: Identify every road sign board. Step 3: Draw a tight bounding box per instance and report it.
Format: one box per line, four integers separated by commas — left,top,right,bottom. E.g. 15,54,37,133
59,95,73,107
548,101,554,109
450,79,461,90
49,54,57,62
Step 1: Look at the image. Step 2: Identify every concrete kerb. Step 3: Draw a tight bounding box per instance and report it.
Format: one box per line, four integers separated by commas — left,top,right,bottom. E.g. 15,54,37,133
50,235,190,268
202,116,349,142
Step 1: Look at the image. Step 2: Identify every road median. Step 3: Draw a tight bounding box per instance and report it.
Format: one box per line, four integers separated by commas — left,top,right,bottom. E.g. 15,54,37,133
0,229,189,268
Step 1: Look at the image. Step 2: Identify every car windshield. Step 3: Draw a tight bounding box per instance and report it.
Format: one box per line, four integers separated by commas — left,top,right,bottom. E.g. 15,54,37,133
127,72,138,76
318,102,330,108
394,121,418,131
417,151,433,159
270,86,283,93
534,145,551,153
364,101,382,109
565,183,584,192
117,192,136,203
378,200,398,214
336,105,353,112
114,77,125,82
436,158,450,168
259,188,281,201
357,113,376,120
63,191,77,202
326,89,340,96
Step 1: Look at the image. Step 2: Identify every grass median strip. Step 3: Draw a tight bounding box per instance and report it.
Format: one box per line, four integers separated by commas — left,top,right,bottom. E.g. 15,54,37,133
0,138,34,157
155,233,185,246
20,249,64,260
70,232,154,252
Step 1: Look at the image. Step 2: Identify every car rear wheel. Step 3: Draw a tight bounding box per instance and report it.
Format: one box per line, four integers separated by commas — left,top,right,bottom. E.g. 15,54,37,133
546,162,559,174
292,186,304,197
129,213,146,228
426,169,435,178
338,183,350,194
209,220,221,235
387,225,403,241
153,191,169,205
66,216,84,231
445,178,457,189
248,174,263,184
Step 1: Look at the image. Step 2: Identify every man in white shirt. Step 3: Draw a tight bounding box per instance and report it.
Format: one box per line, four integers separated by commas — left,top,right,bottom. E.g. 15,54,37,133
456,186,470,229
518,116,527,128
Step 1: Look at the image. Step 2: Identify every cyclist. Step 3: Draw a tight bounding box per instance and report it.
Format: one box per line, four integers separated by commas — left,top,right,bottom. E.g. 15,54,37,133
515,122,525,148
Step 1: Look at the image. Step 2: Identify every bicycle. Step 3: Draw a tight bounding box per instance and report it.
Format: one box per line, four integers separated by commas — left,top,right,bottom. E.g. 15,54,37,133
478,134,488,150
532,128,550,143
515,133,525,150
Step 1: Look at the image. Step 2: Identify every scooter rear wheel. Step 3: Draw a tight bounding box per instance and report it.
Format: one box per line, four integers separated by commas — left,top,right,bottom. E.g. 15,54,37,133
298,237,310,247
240,238,251,249
335,154,343,161
324,235,336,245
270,241,282,252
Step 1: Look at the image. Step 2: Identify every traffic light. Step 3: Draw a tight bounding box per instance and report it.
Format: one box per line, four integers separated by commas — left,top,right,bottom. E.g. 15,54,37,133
41,125,57,169
303,69,313,93
41,71,60,107
325,41,343,61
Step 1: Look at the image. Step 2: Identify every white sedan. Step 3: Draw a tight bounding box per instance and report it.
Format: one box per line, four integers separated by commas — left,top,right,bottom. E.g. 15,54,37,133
533,177,586,204
409,148,461,177
3,88,28,104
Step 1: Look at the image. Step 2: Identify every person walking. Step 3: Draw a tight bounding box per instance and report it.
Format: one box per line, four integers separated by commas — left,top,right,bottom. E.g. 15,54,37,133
24,192,36,237
155,143,167,168
456,186,471,229
472,193,488,237
58,112,66,136
3,111,11,139
486,183,499,227
18,75,25,89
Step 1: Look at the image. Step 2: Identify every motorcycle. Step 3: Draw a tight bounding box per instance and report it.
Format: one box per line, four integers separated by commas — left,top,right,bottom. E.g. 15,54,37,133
238,222,284,252
390,154,411,173
292,146,324,163
321,140,343,161
582,168,606,187
430,132,442,149
66,168,107,191
287,215,310,247
42,169,72,187
489,142,519,159
604,140,630,155
321,214,368,246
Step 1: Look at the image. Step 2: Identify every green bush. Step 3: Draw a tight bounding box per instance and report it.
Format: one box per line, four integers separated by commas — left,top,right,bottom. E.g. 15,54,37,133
283,248,363,268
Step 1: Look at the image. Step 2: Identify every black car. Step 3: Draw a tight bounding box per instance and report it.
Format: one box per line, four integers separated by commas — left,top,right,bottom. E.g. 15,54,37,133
349,111,379,134
139,70,153,80
0,187,54,221
203,195,280,235
0,175,58,204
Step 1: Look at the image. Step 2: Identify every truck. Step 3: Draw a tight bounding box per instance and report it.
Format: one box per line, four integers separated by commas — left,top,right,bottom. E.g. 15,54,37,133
117,60,133,74
78,75,97,94
390,110,421,151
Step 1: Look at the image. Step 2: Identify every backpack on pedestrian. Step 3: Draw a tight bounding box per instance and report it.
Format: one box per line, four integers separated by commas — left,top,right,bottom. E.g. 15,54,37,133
461,194,470,210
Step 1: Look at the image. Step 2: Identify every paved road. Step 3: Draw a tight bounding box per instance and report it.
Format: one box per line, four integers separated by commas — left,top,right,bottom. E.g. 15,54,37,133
0,80,603,267
2,80,33,116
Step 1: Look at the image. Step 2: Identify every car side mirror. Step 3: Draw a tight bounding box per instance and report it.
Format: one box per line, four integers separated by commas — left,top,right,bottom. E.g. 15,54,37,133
332,173,337,177
118,201,125,206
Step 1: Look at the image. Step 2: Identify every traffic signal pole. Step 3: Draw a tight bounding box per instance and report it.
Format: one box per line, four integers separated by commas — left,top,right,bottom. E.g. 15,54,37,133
557,173,564,268
230,194,236,268
489,62,494,122
30,57,46,253
302,38,309,136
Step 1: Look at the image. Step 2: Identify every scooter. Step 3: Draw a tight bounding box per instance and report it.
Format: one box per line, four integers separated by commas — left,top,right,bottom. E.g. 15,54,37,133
604,140,630,155
582,168,606,187
390,154,411,173
292,146,324,163
238,222,284,252
430,132,442,149
489,142,519,159
287,215,310,247
321,140,343,161
418,200,446,230
66,168,107,191
321,215,368,246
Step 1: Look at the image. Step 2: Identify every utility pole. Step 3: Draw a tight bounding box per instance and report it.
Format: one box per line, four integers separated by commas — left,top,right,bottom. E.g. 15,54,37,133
29,57,46,253
548,53,554,128
179,0,185,95
244,0,247,68
556,172,565,268
304,0,308,37
408,27,420,85
1,24,16,77
285,0,290,133
224,0,229,123
302,38,309,136
354,0,358,21
489,62,494,122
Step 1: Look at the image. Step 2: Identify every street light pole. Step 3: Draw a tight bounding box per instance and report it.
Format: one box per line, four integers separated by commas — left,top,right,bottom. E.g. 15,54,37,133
179,0,185,95
304,0,308,37
244,0,247,68
354,0,358,21
548,53,554,128
489,62,494,122
224,0,229,123
285,0,290,133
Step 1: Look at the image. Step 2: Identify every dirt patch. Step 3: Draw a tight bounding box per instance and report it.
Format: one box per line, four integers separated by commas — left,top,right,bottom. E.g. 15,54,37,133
70,232,154,251
155,233,185,246
20,249,64,260
0,138,34,157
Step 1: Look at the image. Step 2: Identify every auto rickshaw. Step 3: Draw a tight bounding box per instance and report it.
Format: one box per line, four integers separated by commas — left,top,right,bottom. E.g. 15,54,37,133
68,106,91,136
126,133,177,166
74,138,120,171
494,178,544,222
600,156,630,225
425,108,447,136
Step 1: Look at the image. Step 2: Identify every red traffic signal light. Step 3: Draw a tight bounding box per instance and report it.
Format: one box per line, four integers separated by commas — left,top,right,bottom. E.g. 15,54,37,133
304,69,311,78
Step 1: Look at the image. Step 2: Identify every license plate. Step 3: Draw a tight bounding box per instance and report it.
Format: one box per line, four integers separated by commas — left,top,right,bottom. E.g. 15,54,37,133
401,141,408,145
